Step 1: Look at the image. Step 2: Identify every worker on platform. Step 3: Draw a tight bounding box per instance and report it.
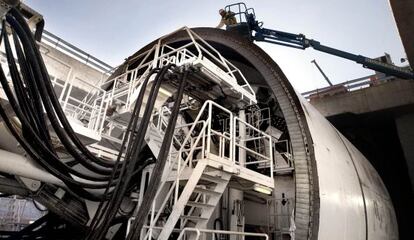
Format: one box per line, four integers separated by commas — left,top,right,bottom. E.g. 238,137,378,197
216,9,237,29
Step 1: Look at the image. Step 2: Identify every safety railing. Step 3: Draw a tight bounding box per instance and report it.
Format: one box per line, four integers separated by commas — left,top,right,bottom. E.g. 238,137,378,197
102,51,156,111
234,117,273,179
177,227,269,240
155,27,256,104
97,26,257,120
142,101,227,239
59,76,109,136
142,100,274,239
159,44,197,67
41,30,114,74
151,105,192,155
224,2,257,27
273,139,293,169
142,120,208,240
302,74,395,99
59,26,256,148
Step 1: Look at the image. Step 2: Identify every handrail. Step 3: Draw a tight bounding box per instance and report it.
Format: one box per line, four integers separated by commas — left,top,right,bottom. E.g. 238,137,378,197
177,227,269,240
144,101,231,239
175,121,207,201
153,112,193,156
47,26,258,162
273,139,293,169
150,27,256,101
41,30,114,74
143,102,214,239
233,116,273,177
302,74,395,98
143,121,207,240
143,100,276,239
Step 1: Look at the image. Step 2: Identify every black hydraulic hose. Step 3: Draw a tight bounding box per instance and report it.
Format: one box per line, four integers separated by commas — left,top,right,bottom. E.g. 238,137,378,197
9,9,117,169
3,25,53,149
87,68,161,235
6,14,116,175
11,29,52,146
87,67,164,233
2,25,38,131
127,70,188,240
0,59,116,187
214,218,223,240
34,18,44,42
0,57,116,184
88,66,172,240
6,9,113,174
0,25,118,188
0,103,106,200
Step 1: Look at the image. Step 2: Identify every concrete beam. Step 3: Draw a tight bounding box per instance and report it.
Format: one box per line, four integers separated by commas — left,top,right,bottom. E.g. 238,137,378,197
309,79,414,117
390,0,414,68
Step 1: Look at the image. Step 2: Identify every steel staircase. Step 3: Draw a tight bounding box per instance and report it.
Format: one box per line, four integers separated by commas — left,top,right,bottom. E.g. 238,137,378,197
137,100,275,240
156,161,231,240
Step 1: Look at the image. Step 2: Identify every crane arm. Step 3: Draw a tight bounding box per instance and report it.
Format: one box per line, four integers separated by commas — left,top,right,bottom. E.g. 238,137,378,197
223,2,414,80
254,27,414,79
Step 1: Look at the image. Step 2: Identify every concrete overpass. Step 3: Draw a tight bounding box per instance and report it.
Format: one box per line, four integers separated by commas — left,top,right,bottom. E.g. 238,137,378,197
390,0,414,68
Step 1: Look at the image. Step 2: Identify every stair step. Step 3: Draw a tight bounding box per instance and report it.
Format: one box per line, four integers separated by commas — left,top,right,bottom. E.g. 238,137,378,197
193,187,221,196
200,173,227,183
274,167,295,173
180,215,208,222
186,201,215,209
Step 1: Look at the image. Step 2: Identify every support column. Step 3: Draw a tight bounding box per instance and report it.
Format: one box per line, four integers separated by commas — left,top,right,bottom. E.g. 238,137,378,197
229,188,244,240
395,112,414,191
228,110,246,239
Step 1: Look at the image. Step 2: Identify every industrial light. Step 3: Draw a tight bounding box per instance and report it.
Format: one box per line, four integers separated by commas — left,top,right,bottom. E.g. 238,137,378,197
159,87,172,97
253,184,272,195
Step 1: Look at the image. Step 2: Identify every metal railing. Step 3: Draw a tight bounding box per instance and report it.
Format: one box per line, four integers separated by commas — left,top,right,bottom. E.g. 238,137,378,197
56,27,256,153
273,139,293,171
41,30,114,74
142,120,207,240
177,227,269,240
234,117,273,176
98,27,256,113
59,76,109,136
141,100,274,239
302,74,395,99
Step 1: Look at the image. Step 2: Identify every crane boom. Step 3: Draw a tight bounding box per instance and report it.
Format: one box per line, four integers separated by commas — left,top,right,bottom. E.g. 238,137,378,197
225,2,414,80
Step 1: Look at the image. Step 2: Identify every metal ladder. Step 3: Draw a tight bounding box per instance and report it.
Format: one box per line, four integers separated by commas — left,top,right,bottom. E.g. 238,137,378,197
140,102,230,240
155,161,231,240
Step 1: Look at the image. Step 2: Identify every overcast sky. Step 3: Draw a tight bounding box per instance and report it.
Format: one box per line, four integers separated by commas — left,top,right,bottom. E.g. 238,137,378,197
25,0,406,92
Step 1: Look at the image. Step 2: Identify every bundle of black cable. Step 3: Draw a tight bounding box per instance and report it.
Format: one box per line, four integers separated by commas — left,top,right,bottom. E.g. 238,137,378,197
87,66,189,240
0,6,189,240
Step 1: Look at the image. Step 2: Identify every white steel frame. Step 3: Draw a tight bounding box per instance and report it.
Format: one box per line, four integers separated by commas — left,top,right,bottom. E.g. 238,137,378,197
141,100,274,240
55,27,257,160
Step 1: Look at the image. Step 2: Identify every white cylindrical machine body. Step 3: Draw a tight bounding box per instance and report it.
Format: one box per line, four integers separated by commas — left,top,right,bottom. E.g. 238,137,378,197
299,95,397,239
